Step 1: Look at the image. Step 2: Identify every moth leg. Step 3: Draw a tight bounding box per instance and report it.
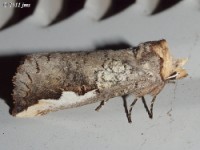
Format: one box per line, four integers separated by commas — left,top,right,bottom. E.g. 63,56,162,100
128,98,138,118
141,96,152,119
150,96,157,119
122,95,132,123
95,99,109,111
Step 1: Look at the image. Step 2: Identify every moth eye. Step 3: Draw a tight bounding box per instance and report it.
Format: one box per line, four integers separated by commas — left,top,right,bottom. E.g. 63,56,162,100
167,71,179,80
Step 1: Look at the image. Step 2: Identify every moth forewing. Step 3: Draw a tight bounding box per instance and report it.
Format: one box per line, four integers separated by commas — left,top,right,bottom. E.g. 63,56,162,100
12,39,188,122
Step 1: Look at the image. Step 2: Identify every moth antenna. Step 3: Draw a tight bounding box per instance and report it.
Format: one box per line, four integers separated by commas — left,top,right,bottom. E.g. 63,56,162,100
166,72,179,80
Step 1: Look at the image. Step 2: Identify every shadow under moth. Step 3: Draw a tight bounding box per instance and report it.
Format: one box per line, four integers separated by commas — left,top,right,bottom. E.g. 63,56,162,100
12,39,188,123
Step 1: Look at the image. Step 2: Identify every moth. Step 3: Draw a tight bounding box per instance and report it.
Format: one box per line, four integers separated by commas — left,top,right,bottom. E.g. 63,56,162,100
12,39,188,123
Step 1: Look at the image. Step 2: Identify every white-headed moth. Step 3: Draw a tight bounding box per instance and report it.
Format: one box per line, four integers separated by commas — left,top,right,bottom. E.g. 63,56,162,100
12,39,188,123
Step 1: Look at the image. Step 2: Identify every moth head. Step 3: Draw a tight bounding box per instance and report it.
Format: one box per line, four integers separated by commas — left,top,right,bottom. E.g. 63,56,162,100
149,39,188,81
167,58,188,80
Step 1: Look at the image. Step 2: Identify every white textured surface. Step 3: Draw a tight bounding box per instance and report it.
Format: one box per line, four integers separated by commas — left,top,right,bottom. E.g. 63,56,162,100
84,0,112,20
32,0,63,26
0,0,15,28
0,0,200,150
